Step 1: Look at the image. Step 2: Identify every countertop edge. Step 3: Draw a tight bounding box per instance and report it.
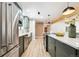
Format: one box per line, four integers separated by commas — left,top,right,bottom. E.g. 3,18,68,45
19,32,32,37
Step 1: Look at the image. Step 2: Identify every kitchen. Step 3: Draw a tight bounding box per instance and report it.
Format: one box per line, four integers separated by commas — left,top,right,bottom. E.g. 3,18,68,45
0,2,79,57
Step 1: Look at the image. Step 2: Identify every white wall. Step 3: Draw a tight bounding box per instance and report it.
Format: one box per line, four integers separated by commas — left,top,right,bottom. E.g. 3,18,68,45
76,21,79,33
29,19,35,40
50,20,66,33
50,20,79,34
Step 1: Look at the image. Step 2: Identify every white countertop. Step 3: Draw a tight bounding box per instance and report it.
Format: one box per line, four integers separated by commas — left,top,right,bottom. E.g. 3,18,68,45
19,32,31,37
48,34,79,50
19,29,32,37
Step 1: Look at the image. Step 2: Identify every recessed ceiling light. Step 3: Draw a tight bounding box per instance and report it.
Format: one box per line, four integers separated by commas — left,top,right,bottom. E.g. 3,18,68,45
48,14,50,16
38,12,40,15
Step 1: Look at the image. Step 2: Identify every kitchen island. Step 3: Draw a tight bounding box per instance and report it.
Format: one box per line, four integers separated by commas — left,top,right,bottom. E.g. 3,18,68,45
45,34,79,57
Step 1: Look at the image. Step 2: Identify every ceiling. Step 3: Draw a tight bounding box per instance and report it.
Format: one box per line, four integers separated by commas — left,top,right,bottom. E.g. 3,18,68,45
18,2,79,22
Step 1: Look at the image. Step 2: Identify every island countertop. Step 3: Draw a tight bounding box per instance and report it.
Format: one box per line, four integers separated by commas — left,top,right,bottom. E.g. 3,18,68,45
47,33,79,50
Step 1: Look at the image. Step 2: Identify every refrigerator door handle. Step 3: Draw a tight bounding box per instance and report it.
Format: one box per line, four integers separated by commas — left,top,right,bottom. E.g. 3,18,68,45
7,3,13,46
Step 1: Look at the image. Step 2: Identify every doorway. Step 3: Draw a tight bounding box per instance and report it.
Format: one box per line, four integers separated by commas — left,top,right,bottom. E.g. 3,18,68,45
35,22,44,39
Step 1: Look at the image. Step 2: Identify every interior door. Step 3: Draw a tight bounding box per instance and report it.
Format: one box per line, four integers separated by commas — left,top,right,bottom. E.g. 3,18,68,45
35,22,44,39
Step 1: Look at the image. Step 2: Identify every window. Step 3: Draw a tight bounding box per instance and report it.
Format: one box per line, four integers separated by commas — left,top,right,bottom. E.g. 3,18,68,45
23,16,29,32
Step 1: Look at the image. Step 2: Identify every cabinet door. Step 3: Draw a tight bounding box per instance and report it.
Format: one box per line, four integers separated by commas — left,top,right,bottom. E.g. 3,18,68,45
24,36,29,50
56,40,76,57
48,36,56,57
19,36,24,56
24,35,32,51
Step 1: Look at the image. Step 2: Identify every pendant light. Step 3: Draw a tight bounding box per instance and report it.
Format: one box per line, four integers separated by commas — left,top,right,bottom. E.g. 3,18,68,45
63,2,75,15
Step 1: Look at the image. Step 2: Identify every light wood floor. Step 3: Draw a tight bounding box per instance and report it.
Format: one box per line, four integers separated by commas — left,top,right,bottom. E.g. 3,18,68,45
22,36,50,57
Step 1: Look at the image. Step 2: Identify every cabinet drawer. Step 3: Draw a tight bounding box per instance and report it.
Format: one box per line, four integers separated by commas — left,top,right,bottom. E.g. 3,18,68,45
48,36,56,57
56,40,76,57
19,36,24,56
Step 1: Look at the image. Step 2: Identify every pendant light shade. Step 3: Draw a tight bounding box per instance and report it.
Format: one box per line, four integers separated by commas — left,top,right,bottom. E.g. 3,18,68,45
63,3,75,15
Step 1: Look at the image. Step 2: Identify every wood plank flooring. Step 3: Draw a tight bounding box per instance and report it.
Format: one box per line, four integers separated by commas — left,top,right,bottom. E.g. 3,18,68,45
22,36,50,57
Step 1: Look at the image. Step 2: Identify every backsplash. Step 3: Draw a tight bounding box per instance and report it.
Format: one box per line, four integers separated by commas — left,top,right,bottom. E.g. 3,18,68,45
50,20,66,33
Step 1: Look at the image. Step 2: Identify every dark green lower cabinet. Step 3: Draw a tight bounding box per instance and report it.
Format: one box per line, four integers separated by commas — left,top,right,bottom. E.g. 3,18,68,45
47,35,79,57
56,40,76,57
48,36,56,57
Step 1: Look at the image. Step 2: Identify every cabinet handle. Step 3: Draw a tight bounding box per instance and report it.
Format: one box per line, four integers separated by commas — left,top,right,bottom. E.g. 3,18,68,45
75,50,78,56
55,46,56,57
7,3,13,45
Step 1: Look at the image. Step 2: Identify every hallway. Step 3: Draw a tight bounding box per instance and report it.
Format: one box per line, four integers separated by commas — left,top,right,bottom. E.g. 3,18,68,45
22,36,50,57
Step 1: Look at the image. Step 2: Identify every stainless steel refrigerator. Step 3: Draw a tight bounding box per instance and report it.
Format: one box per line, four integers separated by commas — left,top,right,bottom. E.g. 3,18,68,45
0,2,21,57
